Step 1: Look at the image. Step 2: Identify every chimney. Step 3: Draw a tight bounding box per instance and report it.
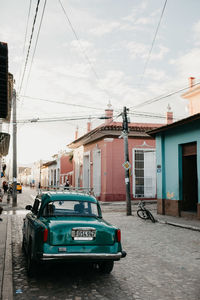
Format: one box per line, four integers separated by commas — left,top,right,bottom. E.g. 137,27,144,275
189,77,195,88
75,126,79,140
166,104,173,124
87,117,92,132
105,101,113,125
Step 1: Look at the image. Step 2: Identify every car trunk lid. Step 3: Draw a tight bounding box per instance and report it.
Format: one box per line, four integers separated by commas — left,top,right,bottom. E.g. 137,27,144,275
46,217,116,246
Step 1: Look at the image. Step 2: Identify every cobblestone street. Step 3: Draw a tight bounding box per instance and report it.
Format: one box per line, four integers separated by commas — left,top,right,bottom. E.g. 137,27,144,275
9,188,200,300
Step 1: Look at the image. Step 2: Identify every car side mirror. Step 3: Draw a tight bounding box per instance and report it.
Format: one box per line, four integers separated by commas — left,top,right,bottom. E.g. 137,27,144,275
25,205,32,210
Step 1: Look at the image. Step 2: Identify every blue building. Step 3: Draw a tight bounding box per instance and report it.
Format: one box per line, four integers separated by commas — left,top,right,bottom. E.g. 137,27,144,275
149,113,200,219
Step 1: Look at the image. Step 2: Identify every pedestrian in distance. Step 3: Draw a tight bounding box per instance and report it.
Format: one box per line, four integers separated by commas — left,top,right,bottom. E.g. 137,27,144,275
64,180,70,190
3,181,8,194
0,205,3,221
0,188,3,202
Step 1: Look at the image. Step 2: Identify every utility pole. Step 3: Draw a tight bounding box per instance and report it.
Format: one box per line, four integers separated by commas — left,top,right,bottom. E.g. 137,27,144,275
12,89,17,206
0,120,2,195
122,106,132,215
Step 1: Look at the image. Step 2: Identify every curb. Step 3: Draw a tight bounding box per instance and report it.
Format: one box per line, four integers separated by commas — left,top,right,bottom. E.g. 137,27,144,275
157,219,200,232
2,216,13,300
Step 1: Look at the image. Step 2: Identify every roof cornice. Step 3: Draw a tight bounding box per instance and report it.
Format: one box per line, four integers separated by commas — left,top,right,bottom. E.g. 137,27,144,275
68,122,163,149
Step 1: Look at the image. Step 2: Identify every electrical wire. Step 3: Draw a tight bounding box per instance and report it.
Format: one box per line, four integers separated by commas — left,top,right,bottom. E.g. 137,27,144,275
24,0,47,93
16,116,98,124
58,0,111,100
17,0,32,92
138,0,168,87
20,95,105,111
129,80,200,110
18,0,41,95
14,112,123,148
13,113,113,124
128,111,181,121
68,112,122,143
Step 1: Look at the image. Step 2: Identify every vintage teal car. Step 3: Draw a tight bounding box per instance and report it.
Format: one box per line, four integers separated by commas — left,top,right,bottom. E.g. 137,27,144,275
22,191,126,276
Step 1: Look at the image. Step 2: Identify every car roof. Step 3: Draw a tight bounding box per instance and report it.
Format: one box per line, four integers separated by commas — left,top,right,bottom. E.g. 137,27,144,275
39,191,98,205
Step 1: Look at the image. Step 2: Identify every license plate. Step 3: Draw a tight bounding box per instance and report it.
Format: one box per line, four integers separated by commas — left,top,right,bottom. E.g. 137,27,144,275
71,227,96,240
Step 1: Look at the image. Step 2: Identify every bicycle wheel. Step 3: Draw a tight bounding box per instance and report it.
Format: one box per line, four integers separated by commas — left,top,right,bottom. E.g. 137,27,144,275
137,209,148,219
147,211,156,223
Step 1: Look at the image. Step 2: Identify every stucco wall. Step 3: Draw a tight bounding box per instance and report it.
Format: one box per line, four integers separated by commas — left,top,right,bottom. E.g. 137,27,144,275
60,155,73,175
156,120,200,206
84,137,156,201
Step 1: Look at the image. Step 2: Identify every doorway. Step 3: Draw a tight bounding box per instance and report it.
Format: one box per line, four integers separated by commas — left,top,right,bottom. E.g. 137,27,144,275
132,149,156,198
182,142,198,212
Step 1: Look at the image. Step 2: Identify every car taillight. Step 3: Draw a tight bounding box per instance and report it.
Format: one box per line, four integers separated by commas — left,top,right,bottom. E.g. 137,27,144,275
43,228,48,242
116,229,121,242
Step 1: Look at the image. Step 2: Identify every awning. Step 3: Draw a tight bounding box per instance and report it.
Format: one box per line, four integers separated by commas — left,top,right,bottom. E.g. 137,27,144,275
0,132,10,156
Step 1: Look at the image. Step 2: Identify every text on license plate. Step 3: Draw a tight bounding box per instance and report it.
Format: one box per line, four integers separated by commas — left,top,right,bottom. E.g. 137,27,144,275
72,228,96,240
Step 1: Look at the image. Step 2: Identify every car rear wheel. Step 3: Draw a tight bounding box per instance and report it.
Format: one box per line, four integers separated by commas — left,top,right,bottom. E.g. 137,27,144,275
98,261,114,274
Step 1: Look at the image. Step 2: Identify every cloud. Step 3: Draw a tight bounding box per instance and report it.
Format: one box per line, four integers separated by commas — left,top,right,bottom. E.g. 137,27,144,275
98,70,142,107
126,42,169,61
193,20,200,46
89,22,121,36
126,42,148,59
145,68,167,80
173,48,200,79
89,1,158,37
135,17,153,25
150,45,169,60
69,39,98,62
122,1,148,22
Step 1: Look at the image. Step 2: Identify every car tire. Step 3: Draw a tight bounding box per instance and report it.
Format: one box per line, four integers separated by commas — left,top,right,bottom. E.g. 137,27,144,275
98,261,114,274
27,242,37,277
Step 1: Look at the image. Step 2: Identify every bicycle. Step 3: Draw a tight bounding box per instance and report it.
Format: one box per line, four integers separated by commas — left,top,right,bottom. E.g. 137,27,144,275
137,201,156,223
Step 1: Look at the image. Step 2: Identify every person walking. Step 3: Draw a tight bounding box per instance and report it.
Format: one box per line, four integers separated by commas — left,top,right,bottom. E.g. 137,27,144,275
3,181,8,193
0,205,3,221
64,180,70,190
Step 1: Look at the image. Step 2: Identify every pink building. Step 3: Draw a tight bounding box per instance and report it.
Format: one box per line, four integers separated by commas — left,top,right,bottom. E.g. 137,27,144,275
68,106,167,202
182,77,200,115
60,153,73,185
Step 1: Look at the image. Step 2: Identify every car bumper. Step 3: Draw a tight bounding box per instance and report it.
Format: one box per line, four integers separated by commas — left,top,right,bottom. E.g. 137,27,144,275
41,251,126,261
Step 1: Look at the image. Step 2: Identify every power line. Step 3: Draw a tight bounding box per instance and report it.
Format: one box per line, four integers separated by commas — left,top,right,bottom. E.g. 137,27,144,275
128,111,181,121
70,112,122,143
24,0,47,93
17,0,33,92
129,81,200,110
18,0,41,95
14,114,112,124
20,95,105,111
58,0,111,99
138,0,168,87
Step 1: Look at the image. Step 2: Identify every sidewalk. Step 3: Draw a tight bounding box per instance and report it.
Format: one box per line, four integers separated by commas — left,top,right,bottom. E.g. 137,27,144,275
0,197,200,300
0,195,13,300
101,200,200,232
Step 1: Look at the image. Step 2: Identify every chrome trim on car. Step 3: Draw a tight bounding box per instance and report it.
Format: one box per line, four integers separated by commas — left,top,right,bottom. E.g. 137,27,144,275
41,252,123,261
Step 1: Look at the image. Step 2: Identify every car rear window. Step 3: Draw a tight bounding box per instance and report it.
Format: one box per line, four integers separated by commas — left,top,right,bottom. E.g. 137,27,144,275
42,200,100,218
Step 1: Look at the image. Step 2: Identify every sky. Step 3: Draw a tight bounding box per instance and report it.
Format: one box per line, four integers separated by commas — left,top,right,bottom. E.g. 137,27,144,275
1,0,200,165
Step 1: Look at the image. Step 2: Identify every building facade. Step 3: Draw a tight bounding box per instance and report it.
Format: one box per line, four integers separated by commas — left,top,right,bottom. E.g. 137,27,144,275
69,107,164,201
60,153,73,186
149,114,200,219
